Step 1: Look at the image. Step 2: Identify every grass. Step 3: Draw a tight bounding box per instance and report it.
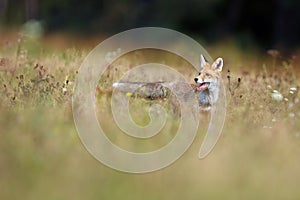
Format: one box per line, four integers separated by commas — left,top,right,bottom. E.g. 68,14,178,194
0,32,300,200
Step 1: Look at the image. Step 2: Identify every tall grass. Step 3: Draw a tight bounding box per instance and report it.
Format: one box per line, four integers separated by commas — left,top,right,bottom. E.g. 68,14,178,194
0,33,300,200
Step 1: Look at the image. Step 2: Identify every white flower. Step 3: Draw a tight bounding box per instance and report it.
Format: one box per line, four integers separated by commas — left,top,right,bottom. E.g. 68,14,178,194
290,87,297,91
263,125,273,129
272,90,283,101
105,52,112,63
288,113,295,118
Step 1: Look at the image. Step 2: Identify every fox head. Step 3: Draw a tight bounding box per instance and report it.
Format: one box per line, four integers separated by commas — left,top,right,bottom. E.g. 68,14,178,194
194,55,223,92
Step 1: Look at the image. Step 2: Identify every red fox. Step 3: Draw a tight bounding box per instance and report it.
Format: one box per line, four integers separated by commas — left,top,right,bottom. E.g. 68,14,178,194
112,55,223,111
194,55,223,111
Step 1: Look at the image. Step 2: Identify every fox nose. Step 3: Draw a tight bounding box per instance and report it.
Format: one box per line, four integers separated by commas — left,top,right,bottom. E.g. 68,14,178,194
194,78,198,83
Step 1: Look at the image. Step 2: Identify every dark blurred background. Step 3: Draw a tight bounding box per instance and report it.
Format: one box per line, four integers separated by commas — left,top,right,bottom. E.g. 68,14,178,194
1,0,300,51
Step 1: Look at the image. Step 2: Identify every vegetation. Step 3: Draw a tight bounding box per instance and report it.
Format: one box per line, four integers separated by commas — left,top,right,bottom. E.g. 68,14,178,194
1,33,300,200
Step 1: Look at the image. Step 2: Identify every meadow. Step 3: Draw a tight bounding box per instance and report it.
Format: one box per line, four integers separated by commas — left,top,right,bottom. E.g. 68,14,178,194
1,32,300,200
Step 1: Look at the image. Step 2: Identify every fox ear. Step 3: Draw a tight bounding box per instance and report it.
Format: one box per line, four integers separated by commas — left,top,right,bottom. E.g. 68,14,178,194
200,54,206,67
212,57,223,72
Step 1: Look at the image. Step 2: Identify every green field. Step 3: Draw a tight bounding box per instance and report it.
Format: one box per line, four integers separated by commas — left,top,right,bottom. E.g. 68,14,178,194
1,33,300,200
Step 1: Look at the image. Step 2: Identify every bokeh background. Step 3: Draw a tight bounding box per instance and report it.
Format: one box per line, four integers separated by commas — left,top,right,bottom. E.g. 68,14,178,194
1,0,300,51
1,1,300,200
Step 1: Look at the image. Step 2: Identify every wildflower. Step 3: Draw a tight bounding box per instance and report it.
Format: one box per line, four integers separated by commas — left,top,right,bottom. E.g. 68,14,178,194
105,48,121,63
271,90,283,101
290,87,297,91
126,92,132,97
105,52,112,63
288,113,295,118
263,125,272,129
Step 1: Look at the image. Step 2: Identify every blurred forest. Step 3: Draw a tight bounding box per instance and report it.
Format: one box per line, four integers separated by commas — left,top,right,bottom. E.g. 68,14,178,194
1,0,300,51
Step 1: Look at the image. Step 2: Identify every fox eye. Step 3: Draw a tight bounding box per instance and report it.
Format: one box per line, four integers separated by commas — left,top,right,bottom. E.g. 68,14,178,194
198,72,201,75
